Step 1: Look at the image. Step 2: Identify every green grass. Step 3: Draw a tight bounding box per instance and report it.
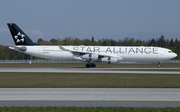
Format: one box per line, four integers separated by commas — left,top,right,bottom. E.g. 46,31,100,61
1,73,180,88
0,63,180,68
0,107,180,112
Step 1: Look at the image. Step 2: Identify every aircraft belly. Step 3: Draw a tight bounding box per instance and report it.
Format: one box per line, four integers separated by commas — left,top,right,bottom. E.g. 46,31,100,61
25,50,74,61
44,52,74,60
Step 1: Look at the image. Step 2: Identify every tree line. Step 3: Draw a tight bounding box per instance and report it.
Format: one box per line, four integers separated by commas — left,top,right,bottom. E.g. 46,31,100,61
0,35,179,60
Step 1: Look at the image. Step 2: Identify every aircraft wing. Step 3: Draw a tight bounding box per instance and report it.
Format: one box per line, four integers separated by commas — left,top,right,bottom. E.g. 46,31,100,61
59,45,121,58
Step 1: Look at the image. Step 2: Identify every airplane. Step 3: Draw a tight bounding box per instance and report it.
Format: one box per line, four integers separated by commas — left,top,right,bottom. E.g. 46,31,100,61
7,23,177,68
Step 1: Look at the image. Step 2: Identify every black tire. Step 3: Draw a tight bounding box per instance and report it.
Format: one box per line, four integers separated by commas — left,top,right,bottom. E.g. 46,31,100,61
86,64,90,68
157,64,161,68
91,64,96,68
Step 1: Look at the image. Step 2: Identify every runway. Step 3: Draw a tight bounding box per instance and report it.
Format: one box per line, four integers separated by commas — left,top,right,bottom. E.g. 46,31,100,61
0,67,180,107
0,88,180,107
0,67,180,74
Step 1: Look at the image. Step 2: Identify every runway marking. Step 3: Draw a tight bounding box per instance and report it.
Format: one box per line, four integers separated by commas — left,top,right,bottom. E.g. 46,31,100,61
0,91,180,93
0,99,180,101
1,67,180,74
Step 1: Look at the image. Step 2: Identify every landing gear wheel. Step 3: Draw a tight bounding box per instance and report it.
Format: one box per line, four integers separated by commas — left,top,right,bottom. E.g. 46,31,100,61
86,64,90,68
91,64,96,68
157,64,161,68
157,62,161,68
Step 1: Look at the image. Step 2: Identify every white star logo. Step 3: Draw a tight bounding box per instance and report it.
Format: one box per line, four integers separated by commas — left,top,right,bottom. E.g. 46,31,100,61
14,32,25,43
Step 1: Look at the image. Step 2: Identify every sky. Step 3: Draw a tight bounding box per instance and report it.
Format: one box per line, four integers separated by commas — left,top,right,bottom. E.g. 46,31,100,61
0,0,180,45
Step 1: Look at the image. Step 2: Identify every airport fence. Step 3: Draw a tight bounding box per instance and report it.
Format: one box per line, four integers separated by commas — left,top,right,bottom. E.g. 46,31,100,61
0,60,180,64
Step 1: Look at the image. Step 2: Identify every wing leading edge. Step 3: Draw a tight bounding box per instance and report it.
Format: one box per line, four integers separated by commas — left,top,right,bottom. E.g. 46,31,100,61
59,45,123,61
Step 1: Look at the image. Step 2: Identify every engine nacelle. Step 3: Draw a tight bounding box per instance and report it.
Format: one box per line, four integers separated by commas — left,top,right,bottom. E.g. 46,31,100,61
101,57,117,64
82,53,98,61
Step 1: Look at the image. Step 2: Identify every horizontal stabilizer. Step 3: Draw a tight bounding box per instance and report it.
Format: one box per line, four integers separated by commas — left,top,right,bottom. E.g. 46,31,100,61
6,45,27,52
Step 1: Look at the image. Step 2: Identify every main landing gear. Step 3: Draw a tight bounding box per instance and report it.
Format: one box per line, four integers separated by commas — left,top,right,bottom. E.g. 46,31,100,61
86,62,96,68
157,62,161,68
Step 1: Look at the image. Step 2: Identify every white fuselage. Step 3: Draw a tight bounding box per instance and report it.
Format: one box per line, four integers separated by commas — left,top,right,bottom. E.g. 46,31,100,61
10,45,177,62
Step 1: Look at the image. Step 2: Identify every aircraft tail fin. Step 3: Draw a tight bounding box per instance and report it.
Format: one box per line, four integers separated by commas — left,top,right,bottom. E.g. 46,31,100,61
7,23,38,45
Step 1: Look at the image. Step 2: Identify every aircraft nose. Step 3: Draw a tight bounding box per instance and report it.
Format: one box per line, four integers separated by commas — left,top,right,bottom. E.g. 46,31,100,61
174,53,177,58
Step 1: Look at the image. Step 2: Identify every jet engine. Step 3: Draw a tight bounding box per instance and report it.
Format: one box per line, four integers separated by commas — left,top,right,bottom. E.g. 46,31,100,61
82,53,98,61
101,57,117,64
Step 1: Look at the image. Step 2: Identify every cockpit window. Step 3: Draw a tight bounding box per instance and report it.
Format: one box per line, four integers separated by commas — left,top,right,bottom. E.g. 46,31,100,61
168,51,173,53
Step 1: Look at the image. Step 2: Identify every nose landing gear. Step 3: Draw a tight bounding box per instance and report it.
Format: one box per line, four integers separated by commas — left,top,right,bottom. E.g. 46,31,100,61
157,62,161,68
